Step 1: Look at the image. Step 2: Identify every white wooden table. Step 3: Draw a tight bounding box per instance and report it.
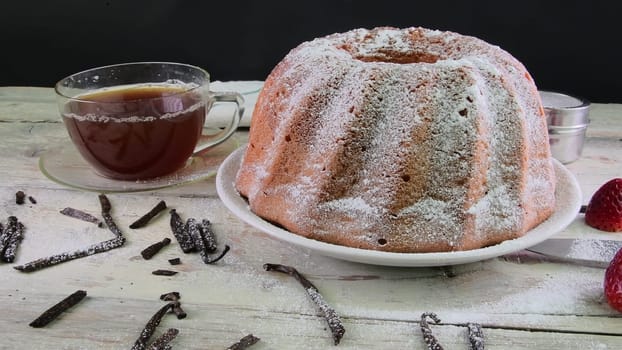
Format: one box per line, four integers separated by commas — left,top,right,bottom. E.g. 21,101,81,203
1,86,621,349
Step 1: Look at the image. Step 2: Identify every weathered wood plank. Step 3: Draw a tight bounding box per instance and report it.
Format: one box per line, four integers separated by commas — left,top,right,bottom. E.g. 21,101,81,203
1,86,621,349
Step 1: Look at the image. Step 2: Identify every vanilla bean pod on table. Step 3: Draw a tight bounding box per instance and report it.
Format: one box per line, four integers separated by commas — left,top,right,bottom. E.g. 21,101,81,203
467,323,485,350
195,218,230,263
130,200,167,229
131,302,174,350
0,217,17,253
185,218,230,264
152,269,177,276
169,209,195,253
15,190,26,205
14,237,125,272
168,210,230,263
1,216,25,263
204,244,230,264
132,292,186,350
169,302,186,319
60,207,104,228
186,218,206,260
159,292,181,301
264,263,345,345
147,328,179,350
420,312,444,350
14,194,125,272
141,238,171,260
160,292,186,319
199,219,217,253
29,290,87,328
227,334,260,350
98,194,123,238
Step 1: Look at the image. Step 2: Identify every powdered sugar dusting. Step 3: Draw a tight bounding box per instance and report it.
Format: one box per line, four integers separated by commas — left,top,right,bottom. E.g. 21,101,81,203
567,239,621,262
236,27,556,253
322,197,377,215
483,268,602,315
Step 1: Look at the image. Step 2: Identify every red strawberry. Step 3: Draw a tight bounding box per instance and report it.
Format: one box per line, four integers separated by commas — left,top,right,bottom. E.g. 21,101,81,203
604,246,622,312
585,178,622,232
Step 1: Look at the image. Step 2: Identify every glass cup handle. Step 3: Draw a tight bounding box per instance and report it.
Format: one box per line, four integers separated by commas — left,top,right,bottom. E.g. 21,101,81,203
193,91,244,156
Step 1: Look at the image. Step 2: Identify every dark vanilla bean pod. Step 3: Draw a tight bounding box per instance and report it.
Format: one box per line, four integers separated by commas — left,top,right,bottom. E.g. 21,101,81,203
169,209,195,253
152,269,177,276
467,323,485,350
158,291,186,319
187,218,220,264
130,200,167,229
204,244,231,264
15,190,25,205
0,216,18,258
420,312,444,350
29,290,87,327
141,238,171,260
199,219,217,253
306,287,345,344
98,194,124,238
192,218,229,264
227,334,261,350
170,301,187,319
131,302,174,350
14,237,125,272
186,218,207,261
60,207,104,228
264,263,345,345
159,291,181,302
148,328,179,350
2,221,25,263
0,217,25,263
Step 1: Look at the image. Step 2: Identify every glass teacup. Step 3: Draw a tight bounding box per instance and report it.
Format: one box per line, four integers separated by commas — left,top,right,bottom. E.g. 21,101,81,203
55,62,243,180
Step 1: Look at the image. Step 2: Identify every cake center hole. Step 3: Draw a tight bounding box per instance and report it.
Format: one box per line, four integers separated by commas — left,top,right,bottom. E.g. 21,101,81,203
349,51,439,64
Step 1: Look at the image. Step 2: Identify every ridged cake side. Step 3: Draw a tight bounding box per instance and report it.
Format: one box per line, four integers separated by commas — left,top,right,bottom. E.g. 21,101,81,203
235,27,556,252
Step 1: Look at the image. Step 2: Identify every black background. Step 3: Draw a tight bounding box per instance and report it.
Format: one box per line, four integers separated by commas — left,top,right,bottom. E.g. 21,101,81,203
1,0,620,102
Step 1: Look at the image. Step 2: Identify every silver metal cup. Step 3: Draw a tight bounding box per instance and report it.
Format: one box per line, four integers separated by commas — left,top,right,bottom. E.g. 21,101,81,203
540,90,590,164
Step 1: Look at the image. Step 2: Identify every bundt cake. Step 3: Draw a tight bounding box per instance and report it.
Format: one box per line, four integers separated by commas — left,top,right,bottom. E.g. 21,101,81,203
235,27,556,253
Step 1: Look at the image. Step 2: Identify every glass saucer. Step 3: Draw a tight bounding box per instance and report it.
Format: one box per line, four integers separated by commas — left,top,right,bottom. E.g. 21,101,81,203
39,135,239,193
